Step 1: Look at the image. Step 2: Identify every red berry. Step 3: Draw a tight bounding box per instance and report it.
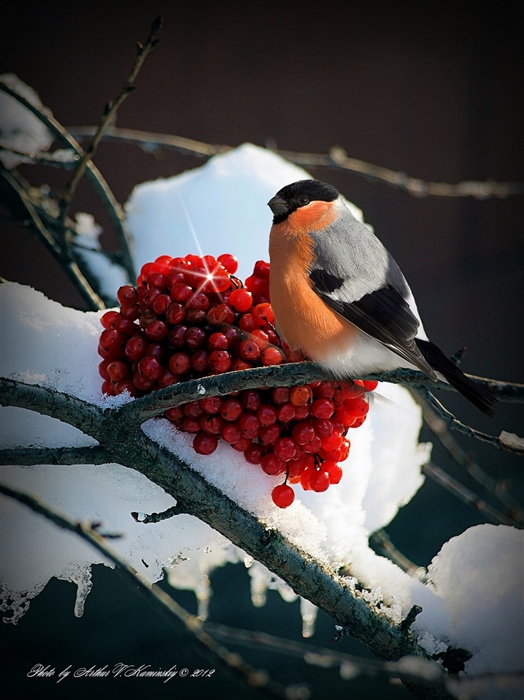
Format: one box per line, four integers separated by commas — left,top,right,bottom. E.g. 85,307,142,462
259,423,281,444
309,470,330,492
169,352,191,375
101,379,114,395
231,436,252,452
100,310,120,329
107,360,129,382
217,253,238,274
291,421,315,445
238,413,260,438
244,444,264,465
325,461,343,484
190,349,209,373
165,406,184,423
313,418,333,437
261,453,286,476
170,283,193,303
220,398,243,422
117,285,138,308
277,403,296,423
113,379,137,397
271,484,295,508
252,302,274,327
271,387,290,405
168,324,188,348
185,326,207,349
290,386,312,407
199,414,224,435
184,400,204,418
221,423,242,444
98,360,111,381
241,390,262,412
199,396,223,414
207,304,235,325
208,350,232,373
257,404,278,427
207,332,229,351
261,347,284,365
229,288,253,312
310,398,335,419
321,431,343,453
361,380,378,392
274,437,297,462
166,302,186,325
238,313,256,333
238,339,261,362
303,435,322,454
193,432,218,455
137,356,163,382
145,319,168,341
253,260,270,279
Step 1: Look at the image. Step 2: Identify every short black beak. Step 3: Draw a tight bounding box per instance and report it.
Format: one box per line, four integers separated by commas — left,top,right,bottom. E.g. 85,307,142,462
267,195,288,217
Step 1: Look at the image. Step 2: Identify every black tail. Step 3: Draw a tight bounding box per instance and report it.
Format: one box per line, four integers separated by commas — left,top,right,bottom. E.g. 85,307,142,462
415,339,496,416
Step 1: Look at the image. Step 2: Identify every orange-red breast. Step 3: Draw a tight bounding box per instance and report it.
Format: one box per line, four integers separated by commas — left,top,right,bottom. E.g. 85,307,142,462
268,179,495,415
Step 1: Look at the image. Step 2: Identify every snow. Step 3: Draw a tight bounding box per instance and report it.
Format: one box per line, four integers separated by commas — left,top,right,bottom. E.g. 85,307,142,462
1,134,522,695
0,74,54,169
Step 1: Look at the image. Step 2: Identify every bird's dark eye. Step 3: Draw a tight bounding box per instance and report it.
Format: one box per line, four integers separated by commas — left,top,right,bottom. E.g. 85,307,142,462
298,195,309,206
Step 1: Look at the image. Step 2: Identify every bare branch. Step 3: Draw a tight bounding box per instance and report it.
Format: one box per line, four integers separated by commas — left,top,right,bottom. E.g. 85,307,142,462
58,16,163,224
413,392,524,526
422,463,520,526
67,126,524,199
369,530,427,580
0,81,135,282
0,481,289,700
0,165,106,310
131,504,187,523
419,388,524,456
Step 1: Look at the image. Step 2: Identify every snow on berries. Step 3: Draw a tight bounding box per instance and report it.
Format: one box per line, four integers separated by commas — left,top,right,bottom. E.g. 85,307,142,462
98,253,376,508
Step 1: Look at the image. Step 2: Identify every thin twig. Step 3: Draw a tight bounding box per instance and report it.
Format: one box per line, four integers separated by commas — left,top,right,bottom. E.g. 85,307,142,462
0,81,135,282
0,165,106,310
369,530,427,580
131,504,187,523
58,16,163,225
0,482,289,700
67,126,524,199
422,463,519,526
418,388,524,456
413,392,524,526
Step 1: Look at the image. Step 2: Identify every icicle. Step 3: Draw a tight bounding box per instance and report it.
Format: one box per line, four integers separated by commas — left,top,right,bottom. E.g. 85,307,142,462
300,598,318,638
248,562,269,607
71,567,93,618
195,575,211,620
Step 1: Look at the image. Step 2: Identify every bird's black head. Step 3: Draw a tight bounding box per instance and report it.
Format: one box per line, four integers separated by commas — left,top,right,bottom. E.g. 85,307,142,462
268,180,339,223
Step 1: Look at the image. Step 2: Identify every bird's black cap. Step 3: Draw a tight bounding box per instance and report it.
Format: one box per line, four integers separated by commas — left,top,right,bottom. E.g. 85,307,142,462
268,180,339,223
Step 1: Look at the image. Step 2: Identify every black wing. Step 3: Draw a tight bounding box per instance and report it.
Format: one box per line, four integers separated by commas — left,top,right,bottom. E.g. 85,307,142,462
310,269,437,379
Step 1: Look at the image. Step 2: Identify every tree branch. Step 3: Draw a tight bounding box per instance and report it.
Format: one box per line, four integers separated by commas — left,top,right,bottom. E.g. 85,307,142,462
0,81,135,282
0,481,289,700
418,388,524,455
66,126,524,199
422,463,521,526
0,165,106,310
58,16,163,225
0,375,450,687
413,392,524,526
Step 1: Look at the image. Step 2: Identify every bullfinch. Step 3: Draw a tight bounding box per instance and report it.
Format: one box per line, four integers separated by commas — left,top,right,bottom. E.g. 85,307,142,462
267,179,495,415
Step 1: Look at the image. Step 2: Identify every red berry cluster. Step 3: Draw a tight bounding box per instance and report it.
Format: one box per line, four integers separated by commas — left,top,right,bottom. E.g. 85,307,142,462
98,253,377,509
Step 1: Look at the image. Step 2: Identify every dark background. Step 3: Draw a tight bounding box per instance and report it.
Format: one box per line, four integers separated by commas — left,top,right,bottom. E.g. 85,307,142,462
1,2,523,698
